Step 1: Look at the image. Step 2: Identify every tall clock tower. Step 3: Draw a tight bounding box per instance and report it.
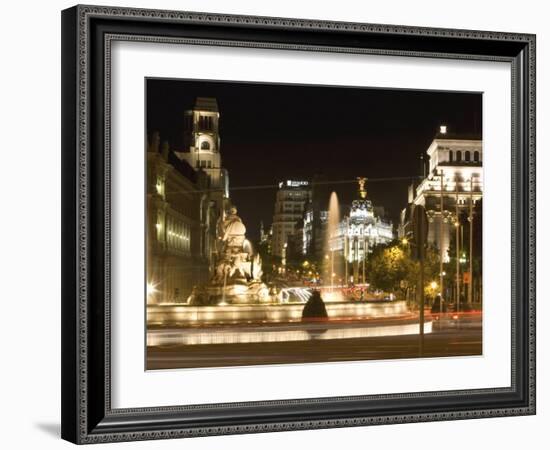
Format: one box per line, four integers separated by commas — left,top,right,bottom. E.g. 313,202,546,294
175,97,230,268
176,97,228,196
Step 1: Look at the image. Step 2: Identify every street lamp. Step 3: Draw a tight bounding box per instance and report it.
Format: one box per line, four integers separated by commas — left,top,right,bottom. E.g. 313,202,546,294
468,177,474,306
147,282,159,304
147,282,157,296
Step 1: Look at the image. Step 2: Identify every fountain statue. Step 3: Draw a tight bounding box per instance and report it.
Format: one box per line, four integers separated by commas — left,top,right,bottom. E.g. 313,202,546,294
150,187,413,329
188,206,269,305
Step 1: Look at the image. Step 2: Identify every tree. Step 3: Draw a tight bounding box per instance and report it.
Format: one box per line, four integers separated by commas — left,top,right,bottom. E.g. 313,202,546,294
368,242,408,294
368,241,440,301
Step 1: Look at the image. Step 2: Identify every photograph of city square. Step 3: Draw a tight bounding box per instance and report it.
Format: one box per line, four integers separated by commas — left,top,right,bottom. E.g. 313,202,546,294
145,79,483,370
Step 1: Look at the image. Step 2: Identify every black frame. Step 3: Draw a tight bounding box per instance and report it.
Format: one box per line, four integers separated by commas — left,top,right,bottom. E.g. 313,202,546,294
61,4,536,444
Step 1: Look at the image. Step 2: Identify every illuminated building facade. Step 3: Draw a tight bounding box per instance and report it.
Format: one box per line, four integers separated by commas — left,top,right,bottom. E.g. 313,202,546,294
398,126,483,306
299,179,393,282
148,97,235,304
147,133,210,304
271,180,312,257
339,179,394,283
175,97,232,272
400,127,483,261
177,97,228,195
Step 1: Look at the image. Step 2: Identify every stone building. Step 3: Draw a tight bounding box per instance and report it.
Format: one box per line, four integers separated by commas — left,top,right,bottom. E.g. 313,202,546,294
399,126,483,261
177,97,228,196
271,180,312,257
340,179,394,283
299,178,394,283
175,97,233,272
297,174,331,261
398,126,483,304
147,97,234,304
146,133,210,304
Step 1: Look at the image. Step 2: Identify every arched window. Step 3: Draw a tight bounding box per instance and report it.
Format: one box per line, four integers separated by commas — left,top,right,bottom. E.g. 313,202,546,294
201,141,210,150
465,151,471,162
456,151,462,162
449,151,453,162
474,151,480,162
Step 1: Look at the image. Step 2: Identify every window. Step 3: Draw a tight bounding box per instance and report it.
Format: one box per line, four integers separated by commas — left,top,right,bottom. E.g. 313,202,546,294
156,212,164,240
456,151,462,162
474,151,480,162
465,151,471,162
155,176,164,197
201,141,210,150
199,115,213,130
449,151,453,162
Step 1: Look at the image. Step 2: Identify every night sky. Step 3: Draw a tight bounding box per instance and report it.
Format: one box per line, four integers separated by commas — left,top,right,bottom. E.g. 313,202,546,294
147,78,481,241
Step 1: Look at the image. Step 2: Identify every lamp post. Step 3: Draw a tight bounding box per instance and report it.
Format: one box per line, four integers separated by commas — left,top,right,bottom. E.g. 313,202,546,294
412,204,428,356
332,252,336,291
439,170,445,313
344,219,349,285
468,177,474,306
362,237,366,285
455,174,460,313
324,253,329,288
282,242,287,274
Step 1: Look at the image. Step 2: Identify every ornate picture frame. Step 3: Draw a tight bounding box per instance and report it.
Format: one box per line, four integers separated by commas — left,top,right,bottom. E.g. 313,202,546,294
61,5,536,444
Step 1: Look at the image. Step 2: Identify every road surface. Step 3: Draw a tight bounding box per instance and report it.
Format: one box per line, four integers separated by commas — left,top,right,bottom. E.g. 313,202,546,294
147,312,482,370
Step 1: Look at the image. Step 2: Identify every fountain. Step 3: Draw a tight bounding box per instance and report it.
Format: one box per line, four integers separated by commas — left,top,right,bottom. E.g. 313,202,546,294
187,206,270,305
148,184,422,334
324,192,344,302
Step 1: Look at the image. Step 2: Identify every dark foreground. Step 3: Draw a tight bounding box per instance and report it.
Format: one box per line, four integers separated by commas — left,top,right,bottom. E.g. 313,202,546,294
147,313,482,370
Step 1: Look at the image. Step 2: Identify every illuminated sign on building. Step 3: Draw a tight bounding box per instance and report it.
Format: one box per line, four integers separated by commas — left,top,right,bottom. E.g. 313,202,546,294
278,180,310,188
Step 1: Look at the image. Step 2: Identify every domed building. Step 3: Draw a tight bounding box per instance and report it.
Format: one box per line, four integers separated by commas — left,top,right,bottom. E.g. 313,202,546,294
341,178,394,284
